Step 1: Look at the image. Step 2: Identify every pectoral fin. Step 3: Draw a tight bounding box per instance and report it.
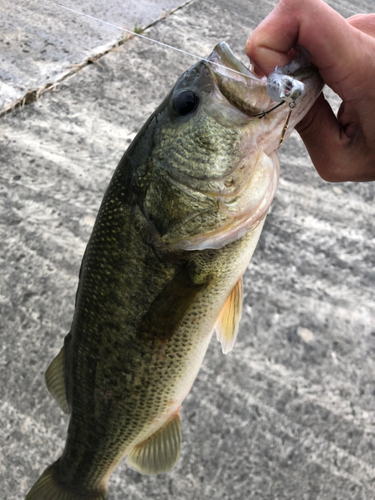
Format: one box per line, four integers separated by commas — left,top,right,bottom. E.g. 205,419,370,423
128,413,182,474
215,278,243,355
140,266,209,343
45,346,69,414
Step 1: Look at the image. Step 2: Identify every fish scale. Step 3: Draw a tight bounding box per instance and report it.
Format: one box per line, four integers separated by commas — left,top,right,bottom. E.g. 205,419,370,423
57,219,263,492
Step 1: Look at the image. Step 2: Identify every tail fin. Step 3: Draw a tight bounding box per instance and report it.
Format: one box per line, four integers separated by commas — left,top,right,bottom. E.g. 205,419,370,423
25,462,107,500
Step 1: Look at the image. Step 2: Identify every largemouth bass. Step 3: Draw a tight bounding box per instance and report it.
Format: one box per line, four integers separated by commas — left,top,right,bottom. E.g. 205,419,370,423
26,42,322,499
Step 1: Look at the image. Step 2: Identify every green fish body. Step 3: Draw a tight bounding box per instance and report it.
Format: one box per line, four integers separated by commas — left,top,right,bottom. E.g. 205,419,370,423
26,42,322,500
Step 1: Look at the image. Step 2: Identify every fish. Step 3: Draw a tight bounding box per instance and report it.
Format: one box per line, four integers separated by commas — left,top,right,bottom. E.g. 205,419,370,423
25,41,322,500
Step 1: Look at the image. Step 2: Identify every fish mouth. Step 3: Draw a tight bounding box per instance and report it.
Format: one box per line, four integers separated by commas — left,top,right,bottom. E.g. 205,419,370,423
206,41,321,119
207,41,256,81
206,42,271,116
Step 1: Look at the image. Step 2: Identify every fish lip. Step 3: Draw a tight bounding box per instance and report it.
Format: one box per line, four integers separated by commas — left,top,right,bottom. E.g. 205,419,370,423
206,41,257,81
206,42,271,117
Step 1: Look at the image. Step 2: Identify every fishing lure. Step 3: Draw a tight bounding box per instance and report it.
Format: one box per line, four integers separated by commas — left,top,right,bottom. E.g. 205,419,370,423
266,47,311,146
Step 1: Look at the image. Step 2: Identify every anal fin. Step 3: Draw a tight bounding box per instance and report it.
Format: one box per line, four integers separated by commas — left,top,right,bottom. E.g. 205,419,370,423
128,413,181,475
215,278,243,354
45,346,69,414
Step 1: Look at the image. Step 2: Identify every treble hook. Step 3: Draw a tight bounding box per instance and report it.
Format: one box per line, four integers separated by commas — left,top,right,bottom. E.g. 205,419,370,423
278,102,296,148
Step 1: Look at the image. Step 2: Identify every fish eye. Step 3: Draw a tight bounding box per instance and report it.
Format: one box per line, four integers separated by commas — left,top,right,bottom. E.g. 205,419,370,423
173,90,199,116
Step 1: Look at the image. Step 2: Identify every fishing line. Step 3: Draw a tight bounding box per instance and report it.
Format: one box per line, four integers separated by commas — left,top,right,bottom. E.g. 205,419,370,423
254,101,284,118
42,0,254,81
41,0,301,141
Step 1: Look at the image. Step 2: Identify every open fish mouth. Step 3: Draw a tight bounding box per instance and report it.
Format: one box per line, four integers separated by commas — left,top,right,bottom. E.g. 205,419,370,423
208,41,320,88
206,41,272,117
206,41,321,120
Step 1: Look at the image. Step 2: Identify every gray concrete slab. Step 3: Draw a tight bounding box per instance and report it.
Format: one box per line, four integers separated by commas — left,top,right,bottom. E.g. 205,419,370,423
0,0,188,110
1,0,375,499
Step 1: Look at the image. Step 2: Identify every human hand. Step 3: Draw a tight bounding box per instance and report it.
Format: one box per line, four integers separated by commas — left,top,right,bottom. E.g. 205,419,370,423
246,0,375,182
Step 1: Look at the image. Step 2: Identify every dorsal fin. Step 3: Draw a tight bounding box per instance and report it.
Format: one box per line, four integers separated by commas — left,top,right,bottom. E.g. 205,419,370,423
215,278,243,354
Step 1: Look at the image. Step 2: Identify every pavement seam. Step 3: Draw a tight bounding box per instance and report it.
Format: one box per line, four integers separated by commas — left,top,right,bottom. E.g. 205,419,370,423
0,0,198,118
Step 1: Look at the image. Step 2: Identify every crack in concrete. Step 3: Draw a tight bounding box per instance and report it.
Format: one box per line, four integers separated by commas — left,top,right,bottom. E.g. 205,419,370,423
0,0,197,117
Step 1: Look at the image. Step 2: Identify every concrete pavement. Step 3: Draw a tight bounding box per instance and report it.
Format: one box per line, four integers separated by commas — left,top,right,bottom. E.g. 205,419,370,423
0,0,189,110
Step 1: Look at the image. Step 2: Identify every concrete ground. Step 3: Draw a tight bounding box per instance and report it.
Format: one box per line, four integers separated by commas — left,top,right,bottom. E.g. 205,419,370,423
1,1,375,499
0,0,186,110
